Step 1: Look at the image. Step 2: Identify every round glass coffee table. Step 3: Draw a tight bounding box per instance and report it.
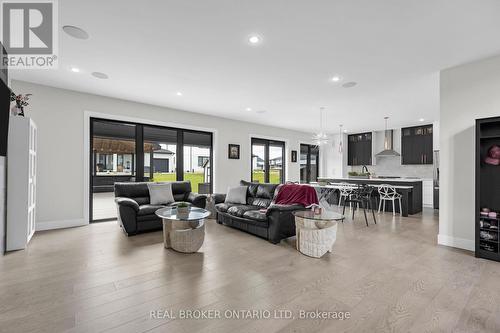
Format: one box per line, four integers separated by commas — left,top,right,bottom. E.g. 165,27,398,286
155,207,210,253
292,210,344,258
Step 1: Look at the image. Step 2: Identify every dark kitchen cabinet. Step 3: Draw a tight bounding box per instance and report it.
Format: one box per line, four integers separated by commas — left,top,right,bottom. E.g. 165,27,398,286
348,132,372,166
401,125,433,165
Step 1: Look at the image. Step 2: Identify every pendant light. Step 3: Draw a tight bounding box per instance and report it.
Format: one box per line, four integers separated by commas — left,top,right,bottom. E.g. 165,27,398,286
312,107,329,146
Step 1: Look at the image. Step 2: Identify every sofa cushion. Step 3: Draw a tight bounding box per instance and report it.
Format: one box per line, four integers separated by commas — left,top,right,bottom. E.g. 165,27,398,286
247,197,272,208
147,183,175,205
256,184,278,199
243,210,268,223
240,180,259,197
215,203,237,213
138,204,166,216
225,186,248,204
227,205,261,218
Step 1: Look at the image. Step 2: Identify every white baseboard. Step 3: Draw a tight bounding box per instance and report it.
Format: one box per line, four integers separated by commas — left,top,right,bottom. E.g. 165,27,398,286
437,234,475,251
36,218,88,231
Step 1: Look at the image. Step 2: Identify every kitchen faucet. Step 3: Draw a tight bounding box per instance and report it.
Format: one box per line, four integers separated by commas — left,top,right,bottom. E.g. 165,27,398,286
362,165,369,174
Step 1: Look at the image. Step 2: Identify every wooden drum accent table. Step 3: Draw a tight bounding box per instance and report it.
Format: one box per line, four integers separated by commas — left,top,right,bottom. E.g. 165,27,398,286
292,210,344,258
155,207,210,253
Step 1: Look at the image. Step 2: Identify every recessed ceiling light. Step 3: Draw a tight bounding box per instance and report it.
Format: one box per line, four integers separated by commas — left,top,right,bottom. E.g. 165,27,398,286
176,92,183,96
91,72,108,79
331,75,343,82
62,25,89,39
256,110,267,114
70,67,80,73
245,107,252,112
248,35,262,45
342,81,357,88
419,118,425,122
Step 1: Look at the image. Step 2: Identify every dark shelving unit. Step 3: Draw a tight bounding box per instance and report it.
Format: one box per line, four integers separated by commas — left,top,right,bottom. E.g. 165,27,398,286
476,116,500,261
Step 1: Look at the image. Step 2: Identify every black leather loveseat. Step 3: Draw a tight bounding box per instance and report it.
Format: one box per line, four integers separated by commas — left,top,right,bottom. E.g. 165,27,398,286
114,181,206,235
214,180,306,244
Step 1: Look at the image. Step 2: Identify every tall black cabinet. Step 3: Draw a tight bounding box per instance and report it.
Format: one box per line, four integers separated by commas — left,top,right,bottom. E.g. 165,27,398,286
401,125,433,165
347,132,372,166
476,116,500,262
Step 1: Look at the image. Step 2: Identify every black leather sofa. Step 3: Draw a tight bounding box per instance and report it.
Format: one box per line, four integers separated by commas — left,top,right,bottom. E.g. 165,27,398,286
214,180,306,244
114,181,207,235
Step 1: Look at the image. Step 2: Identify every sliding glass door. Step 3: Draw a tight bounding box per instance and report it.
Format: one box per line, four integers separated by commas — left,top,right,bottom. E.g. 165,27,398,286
300,144,319,183
90,118,212,222
251,138,285,184
91,120,137,221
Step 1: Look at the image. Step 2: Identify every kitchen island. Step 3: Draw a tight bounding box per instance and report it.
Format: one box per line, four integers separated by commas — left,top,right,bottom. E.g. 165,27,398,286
316,177,423,216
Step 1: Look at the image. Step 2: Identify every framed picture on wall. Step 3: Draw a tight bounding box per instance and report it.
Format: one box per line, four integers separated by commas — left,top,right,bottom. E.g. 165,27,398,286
291,150,297,162
228,144,240,159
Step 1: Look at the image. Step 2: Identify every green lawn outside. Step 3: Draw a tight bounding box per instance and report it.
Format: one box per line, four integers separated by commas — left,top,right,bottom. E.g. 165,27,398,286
251,169,281,184
152,173,205,192
151,169,282,192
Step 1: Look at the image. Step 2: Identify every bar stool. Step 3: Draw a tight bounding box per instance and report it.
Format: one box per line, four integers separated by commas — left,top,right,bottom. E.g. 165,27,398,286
342,185,377,226
337,183,354,208
378,184,402,216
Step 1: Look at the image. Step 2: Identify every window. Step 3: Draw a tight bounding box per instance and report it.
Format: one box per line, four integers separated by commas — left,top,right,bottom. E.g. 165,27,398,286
300,144,319,183
198,156,209,167
251,138,285,184
90,118,213,222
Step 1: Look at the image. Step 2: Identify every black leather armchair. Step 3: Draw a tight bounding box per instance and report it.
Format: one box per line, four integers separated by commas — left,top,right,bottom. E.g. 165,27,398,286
114,181,207,235
214,181,307,244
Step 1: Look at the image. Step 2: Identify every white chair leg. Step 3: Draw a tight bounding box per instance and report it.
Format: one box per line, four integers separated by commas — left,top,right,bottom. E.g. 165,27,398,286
338,194,342,206
392,200,395,216
398,198,402,216
378,198,382,213
383,199,386,212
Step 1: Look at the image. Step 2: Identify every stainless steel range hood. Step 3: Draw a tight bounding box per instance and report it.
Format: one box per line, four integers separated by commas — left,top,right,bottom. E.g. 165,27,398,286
375,117,400,157
375,130,400,157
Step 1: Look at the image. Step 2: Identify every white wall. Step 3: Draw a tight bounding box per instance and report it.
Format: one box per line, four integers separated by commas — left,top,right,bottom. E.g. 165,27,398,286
319,134,344,178
11,80,312,229
439,55,500,251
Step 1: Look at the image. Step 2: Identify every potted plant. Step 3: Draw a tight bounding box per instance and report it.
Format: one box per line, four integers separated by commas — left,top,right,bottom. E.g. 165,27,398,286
10,92,32,117
176,202,190,218
348,171,370,179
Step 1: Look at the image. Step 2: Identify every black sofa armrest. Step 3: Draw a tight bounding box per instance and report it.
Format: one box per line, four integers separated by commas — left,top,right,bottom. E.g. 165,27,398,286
115,197,140,212
266,204,305,215
212,193,226,204
187,192,207,208
265,204,307,244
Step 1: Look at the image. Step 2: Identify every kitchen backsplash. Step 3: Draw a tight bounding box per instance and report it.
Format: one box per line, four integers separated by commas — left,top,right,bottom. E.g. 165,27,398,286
350,155,433,179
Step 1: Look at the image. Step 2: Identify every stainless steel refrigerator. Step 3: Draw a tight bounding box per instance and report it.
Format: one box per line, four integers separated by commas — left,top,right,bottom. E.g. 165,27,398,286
433,150,439,209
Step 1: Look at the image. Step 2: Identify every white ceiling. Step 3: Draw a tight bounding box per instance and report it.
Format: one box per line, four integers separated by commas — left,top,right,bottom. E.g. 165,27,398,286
11,0,500,133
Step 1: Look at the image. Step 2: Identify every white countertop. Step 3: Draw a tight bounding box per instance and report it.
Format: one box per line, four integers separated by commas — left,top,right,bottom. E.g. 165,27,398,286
318,177,423,183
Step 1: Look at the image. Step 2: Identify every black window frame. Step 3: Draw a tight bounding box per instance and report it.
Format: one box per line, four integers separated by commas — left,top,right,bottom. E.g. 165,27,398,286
90,117,213,223
300,144,320,183
250,138,286,184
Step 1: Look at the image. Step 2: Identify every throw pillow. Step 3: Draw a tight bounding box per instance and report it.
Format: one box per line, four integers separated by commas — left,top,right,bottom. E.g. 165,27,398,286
147,183,175,205
225,186,248,204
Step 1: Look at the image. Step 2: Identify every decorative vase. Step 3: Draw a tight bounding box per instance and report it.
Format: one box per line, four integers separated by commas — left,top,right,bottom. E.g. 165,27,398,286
10,105,24,117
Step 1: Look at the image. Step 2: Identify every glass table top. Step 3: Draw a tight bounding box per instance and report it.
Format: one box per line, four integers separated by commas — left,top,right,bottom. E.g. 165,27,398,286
155,207,210,221
292,210,344,221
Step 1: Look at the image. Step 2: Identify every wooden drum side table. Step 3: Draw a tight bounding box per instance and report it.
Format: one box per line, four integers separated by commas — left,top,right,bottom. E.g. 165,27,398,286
292,210,344,258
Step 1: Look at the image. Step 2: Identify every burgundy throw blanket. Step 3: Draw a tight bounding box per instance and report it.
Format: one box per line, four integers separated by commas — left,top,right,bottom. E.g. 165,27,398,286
273,184,319,207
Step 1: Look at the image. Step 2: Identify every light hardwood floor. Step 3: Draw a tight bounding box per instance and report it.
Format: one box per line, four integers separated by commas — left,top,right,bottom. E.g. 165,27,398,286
1,208,499,333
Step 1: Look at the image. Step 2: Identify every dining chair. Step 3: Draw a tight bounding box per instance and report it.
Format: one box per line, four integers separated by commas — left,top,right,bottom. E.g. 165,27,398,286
342,185,377,226
337,183,354,208
377,184,402,216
